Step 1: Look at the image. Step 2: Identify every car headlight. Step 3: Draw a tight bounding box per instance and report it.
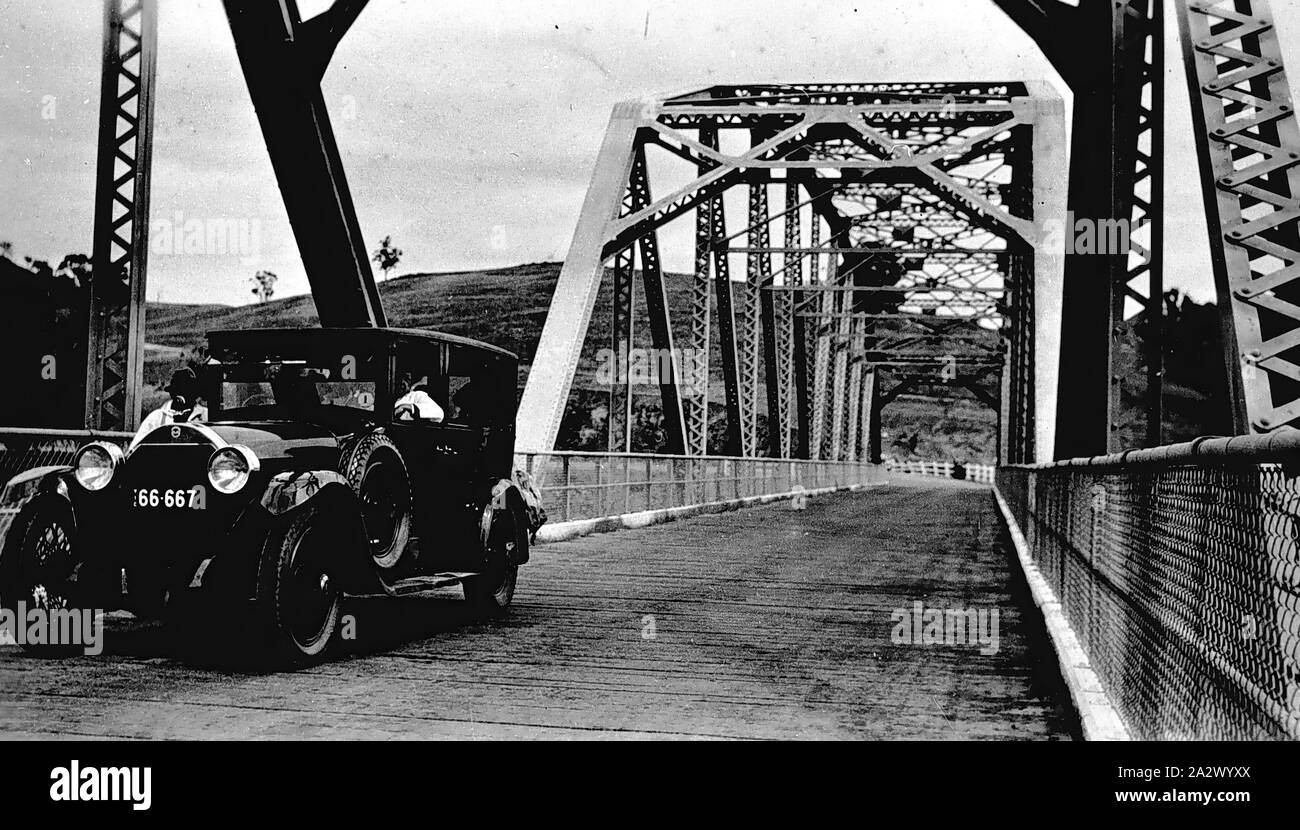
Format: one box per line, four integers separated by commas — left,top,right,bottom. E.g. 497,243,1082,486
207,445,259,494
72,442,124,491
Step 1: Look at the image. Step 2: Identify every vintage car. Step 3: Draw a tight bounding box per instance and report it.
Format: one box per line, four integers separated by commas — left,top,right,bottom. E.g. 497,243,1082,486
0,327,538,664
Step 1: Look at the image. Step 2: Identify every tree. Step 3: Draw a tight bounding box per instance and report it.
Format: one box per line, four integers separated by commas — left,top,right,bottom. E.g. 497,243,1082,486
250,269,277,303
371,235,402,281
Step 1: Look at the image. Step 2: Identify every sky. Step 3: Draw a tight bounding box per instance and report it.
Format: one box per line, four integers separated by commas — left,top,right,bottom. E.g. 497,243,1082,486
4,0,1300,308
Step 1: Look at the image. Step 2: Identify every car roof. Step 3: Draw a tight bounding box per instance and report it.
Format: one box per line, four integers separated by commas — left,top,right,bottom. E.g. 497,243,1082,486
206,327,517,361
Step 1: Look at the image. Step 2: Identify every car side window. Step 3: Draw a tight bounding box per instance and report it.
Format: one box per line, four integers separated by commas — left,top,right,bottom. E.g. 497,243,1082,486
448,346,496,427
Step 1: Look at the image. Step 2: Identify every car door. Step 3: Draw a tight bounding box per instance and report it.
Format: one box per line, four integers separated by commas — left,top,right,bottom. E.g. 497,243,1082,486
384,342,458,566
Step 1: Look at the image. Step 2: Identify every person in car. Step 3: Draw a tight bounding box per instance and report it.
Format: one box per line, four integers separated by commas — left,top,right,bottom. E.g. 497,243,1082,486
393,373,444,422
131,367,207,448
269,366,324,413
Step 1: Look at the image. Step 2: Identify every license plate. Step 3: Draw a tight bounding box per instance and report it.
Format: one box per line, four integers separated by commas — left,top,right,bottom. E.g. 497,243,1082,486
131,487,202,509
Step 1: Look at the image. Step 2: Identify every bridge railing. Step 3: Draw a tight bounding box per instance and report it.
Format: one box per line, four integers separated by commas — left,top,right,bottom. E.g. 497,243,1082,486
515,451,884,524
1,430,884,540
883,459,995,484
997,434,1300,740
0,428,133,542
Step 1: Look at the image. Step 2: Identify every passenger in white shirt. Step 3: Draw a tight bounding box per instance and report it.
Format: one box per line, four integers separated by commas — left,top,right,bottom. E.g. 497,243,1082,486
393,374,444,422
132,368,207,449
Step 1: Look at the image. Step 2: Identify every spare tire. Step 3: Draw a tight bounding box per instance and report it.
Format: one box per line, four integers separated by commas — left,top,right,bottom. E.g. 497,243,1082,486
340,431,412,570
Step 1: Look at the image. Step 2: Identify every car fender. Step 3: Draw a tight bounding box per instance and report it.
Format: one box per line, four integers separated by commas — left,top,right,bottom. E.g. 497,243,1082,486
1,465,73,512
257,470,374,594
479,479,529,566
0,470,81,599
259,470,351,517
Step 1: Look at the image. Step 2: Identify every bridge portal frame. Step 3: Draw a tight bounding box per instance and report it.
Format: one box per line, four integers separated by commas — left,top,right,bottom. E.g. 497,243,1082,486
516,83,1066,464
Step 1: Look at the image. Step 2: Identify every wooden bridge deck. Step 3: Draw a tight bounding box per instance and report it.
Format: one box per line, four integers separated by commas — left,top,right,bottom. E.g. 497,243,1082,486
0,479,1078,740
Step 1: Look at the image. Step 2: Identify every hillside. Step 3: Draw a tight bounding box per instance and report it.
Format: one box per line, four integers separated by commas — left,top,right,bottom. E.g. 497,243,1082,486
139,265,1229,461
142,262,1003,459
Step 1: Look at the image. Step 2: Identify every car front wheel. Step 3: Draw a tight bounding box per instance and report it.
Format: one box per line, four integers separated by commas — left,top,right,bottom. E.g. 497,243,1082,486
256,504,343,665
0,497,85,656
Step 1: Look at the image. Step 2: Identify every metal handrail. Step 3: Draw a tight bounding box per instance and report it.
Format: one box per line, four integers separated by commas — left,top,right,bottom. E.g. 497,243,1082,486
1002,430,1300,471
0,427,134,440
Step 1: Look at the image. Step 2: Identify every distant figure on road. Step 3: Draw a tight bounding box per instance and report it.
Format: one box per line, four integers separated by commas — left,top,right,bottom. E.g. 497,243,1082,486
131,367,207,449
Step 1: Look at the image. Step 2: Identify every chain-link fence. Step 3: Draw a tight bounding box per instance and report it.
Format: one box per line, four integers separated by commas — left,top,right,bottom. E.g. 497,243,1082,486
0,428,132,544
516,452,884,524
998,434,1300,740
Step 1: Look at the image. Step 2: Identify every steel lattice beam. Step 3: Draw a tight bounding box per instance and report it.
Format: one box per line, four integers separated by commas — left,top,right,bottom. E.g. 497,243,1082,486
1179,0,1300,434
85,0,157,430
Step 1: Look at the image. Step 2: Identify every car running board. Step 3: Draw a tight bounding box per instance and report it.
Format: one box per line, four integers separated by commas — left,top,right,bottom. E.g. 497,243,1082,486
353,572,479,599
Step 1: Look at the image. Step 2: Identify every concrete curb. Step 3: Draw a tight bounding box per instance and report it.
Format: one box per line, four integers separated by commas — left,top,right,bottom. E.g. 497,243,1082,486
534,481,882,545
990,485,1131,742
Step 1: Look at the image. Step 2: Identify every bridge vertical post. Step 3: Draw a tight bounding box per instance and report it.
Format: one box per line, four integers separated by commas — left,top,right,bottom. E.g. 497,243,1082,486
789,181,812,459
738,141,765,457
712,174,746,456
754,177,784,458
608,244,635,452
861,364,878,463
85,0,157,431
628,143,687,455
998,1,1160,458
809,214,829,460
686,128,716,456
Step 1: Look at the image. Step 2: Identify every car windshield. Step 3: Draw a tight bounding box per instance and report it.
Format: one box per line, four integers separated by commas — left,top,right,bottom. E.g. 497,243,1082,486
215,361,377,414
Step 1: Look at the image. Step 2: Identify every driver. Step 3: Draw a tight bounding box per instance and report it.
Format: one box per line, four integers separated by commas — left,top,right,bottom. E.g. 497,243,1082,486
270,366,323,413
131,367,206,448
393,373,443,422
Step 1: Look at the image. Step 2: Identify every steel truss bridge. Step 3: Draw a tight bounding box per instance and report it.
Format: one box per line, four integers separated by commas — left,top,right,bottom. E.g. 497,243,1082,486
3,0,1300,740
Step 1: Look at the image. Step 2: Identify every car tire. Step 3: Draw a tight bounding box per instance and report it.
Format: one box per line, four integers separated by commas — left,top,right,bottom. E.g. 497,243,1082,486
255,504,343,666
340,432,412,571
0,497,86,657
462,503,523,616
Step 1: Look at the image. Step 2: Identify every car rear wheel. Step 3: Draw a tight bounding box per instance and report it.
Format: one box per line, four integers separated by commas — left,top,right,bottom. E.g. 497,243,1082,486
256,504,343,664
341,432,412,571
463,503,523,616
0,498,85,656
